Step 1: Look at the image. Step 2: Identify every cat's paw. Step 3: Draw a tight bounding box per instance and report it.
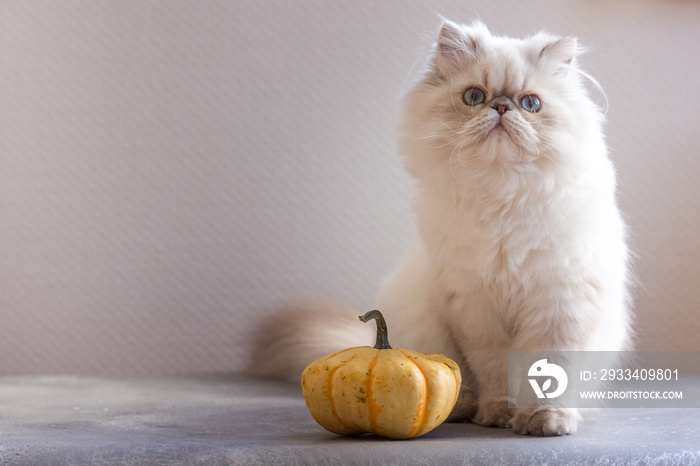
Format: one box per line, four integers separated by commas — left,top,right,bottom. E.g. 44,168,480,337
510,408,579,436
473,398,513,428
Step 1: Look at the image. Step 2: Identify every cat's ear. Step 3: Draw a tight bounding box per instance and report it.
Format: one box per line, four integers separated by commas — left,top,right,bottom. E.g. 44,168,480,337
436,18,471,57
432,18,485,78
537,36,580,74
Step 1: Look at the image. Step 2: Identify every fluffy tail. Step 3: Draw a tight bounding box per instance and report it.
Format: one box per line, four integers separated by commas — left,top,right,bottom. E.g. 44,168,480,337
246,297,374,383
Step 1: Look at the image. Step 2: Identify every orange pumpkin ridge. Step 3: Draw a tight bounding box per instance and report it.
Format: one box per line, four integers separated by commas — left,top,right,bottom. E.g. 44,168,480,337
326,350,356,433
366,350,382,432
399,350,431,438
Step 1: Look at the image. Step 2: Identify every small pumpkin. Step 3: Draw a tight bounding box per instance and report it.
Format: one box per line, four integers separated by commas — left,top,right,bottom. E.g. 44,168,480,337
301,310,461,439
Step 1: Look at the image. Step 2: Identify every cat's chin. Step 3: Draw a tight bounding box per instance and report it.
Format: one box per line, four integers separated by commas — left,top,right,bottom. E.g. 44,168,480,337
483,117,527,145
480,125,534,157
481,119,544,162
489,123,509,138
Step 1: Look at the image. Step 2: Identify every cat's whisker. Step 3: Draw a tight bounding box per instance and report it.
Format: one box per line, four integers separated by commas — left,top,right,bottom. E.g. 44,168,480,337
448,136,471,174
568,66,609,114
417,136,456,150
435,118,463,135
530,138,562,166
415,117,473,149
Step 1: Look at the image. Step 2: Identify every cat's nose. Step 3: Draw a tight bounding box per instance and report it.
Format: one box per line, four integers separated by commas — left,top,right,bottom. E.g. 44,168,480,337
491,97,515,115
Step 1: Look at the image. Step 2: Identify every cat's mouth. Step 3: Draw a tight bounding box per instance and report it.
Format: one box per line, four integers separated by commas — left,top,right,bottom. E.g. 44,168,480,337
488,115,514,139
493,119,508,132
484,114,536,152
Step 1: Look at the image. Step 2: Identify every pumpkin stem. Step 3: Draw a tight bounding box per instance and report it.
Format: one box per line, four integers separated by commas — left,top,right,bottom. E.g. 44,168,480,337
359,310,392,350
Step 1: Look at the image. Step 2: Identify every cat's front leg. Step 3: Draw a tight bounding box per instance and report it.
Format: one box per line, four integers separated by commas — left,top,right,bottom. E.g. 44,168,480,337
465,338,583,434
465,350,514,428
473,396,513,428
506,295,598,436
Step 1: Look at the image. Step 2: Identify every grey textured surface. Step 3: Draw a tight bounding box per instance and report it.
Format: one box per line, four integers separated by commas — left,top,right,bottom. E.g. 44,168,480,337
1,375,699,465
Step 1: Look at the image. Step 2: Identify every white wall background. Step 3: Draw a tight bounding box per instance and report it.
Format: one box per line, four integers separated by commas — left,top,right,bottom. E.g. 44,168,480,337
1,0,698,374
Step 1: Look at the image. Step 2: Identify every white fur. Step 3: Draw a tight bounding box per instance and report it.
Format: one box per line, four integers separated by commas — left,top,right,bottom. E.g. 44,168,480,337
250,20,632,437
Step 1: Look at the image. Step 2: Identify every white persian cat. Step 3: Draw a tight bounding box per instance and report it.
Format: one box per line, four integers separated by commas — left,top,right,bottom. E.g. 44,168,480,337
251,19,632,437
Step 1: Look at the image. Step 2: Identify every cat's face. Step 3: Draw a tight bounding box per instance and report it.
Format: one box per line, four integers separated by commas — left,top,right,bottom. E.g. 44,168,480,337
401,20,603,186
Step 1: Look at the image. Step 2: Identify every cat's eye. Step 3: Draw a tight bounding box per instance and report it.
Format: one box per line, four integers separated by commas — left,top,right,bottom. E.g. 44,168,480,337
520,94,541,113
463,87,486,106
